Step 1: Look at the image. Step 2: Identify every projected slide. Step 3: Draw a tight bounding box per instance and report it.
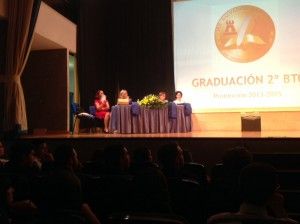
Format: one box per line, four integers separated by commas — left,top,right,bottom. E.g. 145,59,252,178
173,0,300,112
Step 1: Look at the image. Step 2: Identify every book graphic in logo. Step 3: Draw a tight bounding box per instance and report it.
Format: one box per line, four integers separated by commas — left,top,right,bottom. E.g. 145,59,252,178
215,5,275,63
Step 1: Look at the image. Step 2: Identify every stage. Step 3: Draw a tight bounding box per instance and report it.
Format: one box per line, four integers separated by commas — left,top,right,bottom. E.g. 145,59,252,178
21,130,300,168
21,130,300,139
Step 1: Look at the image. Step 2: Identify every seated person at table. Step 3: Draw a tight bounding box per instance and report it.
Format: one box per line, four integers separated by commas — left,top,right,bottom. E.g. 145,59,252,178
158,91,168,103
173,91,185,104
117,89,131,105
94,90,110,133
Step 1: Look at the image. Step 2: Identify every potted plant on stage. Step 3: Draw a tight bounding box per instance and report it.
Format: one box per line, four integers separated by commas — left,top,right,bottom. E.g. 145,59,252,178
137,94,167,109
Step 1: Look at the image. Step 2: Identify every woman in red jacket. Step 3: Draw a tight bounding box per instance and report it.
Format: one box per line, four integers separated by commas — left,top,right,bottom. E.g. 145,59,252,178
94,90,110,133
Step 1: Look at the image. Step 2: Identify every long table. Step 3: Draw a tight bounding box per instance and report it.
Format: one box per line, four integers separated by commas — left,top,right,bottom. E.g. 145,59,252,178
109,105,192,134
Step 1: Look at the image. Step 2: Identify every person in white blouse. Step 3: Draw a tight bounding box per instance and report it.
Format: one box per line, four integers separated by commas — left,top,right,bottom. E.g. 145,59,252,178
173,91,185,104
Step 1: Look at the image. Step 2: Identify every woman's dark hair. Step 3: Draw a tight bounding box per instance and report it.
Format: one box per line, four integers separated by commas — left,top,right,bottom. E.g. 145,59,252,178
175,91,182,97
95,90,103,99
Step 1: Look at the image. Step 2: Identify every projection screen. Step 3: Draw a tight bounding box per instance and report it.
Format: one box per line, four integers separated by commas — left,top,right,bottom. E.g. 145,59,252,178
173,0,300,112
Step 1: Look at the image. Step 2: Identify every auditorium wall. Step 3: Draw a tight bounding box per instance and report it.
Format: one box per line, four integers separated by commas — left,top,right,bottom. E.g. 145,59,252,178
22,49,69,133
192,111,300,132
0,0,6,18
33,2,76,53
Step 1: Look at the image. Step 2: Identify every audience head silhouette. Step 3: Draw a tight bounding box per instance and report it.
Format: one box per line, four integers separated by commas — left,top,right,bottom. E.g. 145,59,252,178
157,143,184,176
103,144,130,173
239,162,278,206
222,146,253,171
54,144,79,170
9,141,35,167
132,147,153,164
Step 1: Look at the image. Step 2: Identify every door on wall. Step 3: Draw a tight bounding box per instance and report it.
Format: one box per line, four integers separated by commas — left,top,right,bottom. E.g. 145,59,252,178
69,54,78,132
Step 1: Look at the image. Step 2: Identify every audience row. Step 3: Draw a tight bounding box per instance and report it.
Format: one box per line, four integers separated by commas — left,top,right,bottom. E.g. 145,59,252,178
0,140,298,224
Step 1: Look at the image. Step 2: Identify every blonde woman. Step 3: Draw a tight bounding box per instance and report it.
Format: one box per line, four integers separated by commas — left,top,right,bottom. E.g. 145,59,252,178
117,89,131,105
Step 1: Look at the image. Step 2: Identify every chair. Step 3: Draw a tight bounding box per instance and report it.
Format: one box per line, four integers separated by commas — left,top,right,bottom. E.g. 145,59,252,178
253,154,300,170
81,174,134,221
89,105,104,131
277,170,300,190
168,178,207,224
210,163,225,181
71,102,80,134
81,161,105,175
182,162,208,186
208,213,298,224
70,103,96,134
208,163,241,215
107,213,189,224
280,190,300,214
40,209,87,224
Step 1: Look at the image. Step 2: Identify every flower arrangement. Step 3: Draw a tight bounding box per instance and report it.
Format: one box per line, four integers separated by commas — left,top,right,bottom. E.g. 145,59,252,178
137,94,167,109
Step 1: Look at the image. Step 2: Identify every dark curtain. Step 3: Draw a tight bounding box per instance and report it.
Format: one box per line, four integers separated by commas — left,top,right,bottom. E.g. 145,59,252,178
78,0,175,110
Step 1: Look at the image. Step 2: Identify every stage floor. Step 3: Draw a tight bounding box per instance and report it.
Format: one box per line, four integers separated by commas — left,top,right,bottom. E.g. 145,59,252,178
22,130,300,139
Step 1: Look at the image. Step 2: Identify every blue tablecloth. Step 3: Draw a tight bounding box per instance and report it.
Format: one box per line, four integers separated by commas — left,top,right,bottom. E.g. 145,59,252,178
109,105,192,134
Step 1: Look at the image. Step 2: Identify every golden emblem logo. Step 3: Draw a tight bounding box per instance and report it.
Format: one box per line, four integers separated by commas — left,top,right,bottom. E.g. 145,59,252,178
215,5,275,63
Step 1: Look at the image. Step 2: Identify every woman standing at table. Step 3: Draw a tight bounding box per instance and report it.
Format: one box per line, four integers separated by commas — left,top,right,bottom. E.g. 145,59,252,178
173,91,185,104
94,90,110,133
